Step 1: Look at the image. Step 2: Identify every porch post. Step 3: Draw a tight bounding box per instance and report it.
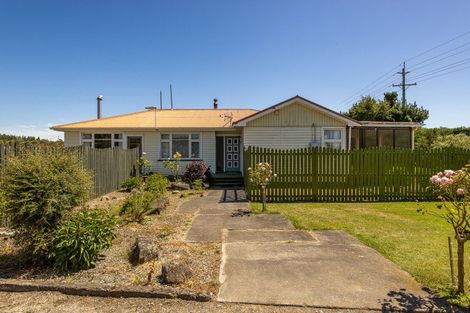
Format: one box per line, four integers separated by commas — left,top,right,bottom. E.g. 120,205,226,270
348,126,352,150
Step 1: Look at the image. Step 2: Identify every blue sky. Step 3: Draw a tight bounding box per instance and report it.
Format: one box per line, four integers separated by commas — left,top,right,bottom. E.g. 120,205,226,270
0,0,469,139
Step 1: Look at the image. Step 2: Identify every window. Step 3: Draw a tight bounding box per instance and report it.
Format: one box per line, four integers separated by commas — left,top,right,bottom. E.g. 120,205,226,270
323,128,343,150
81,133,123,149
81,133,93,148
161,133,201,159
363,128,377,148
378,129,393,147
395,128,411,148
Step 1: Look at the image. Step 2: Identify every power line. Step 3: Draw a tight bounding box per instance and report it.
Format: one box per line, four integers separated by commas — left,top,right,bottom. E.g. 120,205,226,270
409,57,470,80
415,64,470,84
405,29,470,63
336,63,401,107
336,29,470,111
408,43,470,72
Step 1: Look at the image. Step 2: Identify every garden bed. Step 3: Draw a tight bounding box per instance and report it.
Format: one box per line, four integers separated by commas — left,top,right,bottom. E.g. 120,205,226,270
0,190,221,296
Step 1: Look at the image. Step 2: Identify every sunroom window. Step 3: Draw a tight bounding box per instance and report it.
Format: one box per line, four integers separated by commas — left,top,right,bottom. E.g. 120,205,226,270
161,133,200,159
323,128,343,149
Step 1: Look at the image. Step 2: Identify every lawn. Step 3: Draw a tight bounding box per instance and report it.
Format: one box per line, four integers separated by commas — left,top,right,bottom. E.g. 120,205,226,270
250,201,470,304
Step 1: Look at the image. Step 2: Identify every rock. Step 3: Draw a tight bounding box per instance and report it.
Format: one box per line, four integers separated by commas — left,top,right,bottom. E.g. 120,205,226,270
0,229,15,237
148,195,170,215
161,261,192,284
170,182,190,191
130,188,140,194
129,236,158,266
231,208,251,217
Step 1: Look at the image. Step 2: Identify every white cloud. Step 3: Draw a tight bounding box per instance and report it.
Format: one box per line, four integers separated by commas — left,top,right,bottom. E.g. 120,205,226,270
0,123,63,141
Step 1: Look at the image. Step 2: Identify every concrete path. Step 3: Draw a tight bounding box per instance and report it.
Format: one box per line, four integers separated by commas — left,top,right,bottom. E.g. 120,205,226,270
179,189,436,311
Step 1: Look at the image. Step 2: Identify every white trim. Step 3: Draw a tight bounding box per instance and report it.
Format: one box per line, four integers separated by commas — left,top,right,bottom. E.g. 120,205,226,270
234,97,361,127
321,127,346,150
159,132,202,160
79,131,124,149
126,135,143,154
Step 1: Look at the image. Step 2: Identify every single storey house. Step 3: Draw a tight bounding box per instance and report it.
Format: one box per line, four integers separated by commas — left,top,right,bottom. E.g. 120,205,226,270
51,95,419,176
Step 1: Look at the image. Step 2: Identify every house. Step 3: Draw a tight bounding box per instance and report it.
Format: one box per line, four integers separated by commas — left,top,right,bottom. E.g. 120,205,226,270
51,95,420,176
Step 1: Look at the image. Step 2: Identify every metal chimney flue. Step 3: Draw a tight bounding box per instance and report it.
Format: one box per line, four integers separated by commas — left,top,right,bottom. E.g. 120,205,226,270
97,95,103,119
213,98,218,109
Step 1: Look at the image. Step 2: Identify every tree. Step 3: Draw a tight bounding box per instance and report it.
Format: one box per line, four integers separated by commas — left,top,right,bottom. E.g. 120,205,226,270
345,92,429,123
420,168,470,294
431,134,470,150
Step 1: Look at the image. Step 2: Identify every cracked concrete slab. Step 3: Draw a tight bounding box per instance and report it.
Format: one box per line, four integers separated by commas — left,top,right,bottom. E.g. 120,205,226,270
224,229,316,243
218,230,430,310
186,214,294,242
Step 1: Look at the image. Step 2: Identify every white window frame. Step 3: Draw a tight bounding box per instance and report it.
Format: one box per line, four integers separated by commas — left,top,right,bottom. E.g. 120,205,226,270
321,127,345,150
80,132,124,149
160,133,201,159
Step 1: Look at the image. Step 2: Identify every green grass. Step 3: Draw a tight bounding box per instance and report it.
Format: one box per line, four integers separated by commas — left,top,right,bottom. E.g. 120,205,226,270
251,201,470,305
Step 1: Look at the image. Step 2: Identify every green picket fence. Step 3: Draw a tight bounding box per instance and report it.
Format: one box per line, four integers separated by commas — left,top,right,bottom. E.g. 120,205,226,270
244,146,470,202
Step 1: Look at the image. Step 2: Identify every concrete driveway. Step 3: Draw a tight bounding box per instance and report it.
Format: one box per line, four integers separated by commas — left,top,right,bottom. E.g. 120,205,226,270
179,189,436,311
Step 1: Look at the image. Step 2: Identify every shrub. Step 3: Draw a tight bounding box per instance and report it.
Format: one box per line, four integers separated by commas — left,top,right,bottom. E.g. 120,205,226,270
163,152,182,181
145,173,169,195
49,209,116,271
1,152,92,258
120,191,157,223
248,162,277,212
121,176,143,191
192,179,205,191
184,161,209,182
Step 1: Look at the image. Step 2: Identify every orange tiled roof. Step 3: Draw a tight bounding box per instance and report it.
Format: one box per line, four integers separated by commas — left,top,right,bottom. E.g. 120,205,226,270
51,108,258,130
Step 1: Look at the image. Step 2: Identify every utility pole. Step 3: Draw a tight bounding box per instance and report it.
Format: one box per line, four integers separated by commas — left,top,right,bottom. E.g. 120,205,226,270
392,62,417,105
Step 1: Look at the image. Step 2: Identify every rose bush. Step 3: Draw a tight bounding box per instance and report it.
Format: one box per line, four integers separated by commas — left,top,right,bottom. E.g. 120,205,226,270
248,162,276,212
423,166,470,294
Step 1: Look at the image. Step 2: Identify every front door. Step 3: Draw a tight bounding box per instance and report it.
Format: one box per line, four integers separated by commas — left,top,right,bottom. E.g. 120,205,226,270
225,136,240,172
127,136,143,156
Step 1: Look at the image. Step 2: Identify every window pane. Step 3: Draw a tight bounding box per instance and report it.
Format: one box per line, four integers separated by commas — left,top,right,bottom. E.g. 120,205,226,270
395,129,411,149
325,142,341,149
173,139,189,157
324,129,342,140
191,134,200,140
173,134,189,140
82,133,92,140
161,142,170,158
95,134,112,140
191,142,200,158
114,134,123,140
83,141,92,148
94,140,112,149
161,134,170,140
350,128,360,149
378,129,393,147
364,129,377,148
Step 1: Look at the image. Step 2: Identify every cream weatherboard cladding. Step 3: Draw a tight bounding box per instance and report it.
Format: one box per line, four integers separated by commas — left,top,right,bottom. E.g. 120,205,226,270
242,100,347,149
64,131,80,147
154,131,216,175
246,101,346,127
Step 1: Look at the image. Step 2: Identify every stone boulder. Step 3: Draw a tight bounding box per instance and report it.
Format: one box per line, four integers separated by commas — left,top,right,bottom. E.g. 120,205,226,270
161,261,193,284
148,195,170,215
129,236,158,266
169,182,190,191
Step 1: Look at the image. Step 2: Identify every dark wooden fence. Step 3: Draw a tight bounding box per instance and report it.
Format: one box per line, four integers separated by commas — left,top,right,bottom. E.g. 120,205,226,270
244,146,470,202
0,142,140,199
